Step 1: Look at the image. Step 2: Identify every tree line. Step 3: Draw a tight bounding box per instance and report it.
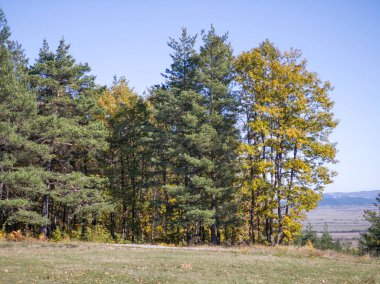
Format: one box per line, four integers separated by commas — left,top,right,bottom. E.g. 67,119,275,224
0,10,338,246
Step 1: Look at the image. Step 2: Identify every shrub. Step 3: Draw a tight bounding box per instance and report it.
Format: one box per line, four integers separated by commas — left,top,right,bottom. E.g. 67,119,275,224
68,226,82,241
296,222,319,246
85,225,113,243
51,227,70,242
298,223,344,252
7,230,25,241
312,224,342,251
0,227,6,240
359,194,380,256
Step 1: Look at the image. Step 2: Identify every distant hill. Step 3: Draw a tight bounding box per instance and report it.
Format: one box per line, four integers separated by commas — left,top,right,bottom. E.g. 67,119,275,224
319,190,380,206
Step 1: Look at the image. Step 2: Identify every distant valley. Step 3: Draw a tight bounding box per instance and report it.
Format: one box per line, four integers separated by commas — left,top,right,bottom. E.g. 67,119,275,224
304,190,379,243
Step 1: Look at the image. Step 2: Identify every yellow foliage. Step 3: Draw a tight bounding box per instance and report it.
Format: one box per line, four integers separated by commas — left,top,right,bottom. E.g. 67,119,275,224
0,229,6,240
98,79,138,119
7,230,25,241
282,215,303,243
38,233,47,241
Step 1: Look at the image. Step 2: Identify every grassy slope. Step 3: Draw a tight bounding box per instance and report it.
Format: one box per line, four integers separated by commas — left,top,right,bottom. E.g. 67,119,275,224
0,242,379,284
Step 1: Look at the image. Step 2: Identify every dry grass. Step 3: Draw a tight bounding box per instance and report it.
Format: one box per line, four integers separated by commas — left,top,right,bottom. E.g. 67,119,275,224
0,241,379,283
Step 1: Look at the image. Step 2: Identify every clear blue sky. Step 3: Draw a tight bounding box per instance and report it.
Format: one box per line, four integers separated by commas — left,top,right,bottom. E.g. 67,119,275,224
2,0,380,192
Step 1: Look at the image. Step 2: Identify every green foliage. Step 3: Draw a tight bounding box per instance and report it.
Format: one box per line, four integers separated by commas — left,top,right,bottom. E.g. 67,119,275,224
28,37,110,237
68,227,83,241
295,223,319,246
163,28,198,91
359,194,380,256
297,223,342,252
51,227,70,242
99,78,154,242
85,225,114,243
317,224,342,251
6,210,50,226
0,12,50,231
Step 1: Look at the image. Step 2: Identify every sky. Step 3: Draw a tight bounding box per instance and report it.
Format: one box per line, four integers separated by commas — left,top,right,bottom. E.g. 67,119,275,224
1,0,380,193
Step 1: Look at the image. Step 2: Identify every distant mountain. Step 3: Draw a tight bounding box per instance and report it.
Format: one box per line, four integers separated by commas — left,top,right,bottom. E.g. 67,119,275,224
319,190,380,206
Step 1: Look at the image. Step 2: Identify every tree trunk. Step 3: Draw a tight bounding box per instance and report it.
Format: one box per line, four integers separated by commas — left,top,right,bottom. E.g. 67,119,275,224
250,188,256,244
0,180,3,225
0,180,3,200
276,198,283,245
131,188,136,243
211,194,220,245
62,206,67,231
200,225,205,243
121,202,128,240
42,160,52,238
211,224,217,245
257,215,261,242
186,223,191,246
92,213,98,226
41,194,49,237
81,218,87,239
151,188,157,244
110,211,116,240
120,152,128,240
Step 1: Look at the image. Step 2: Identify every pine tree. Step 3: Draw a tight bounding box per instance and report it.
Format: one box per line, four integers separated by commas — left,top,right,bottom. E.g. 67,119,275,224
168,89,215,245
149,28,220,244
147,28,200,242
163,28,198,91
148,86,180,242
28,39,109,237
359,193,380,256
197,27,240,244
0,10,50,232
299,223,318,246
99,78,154,242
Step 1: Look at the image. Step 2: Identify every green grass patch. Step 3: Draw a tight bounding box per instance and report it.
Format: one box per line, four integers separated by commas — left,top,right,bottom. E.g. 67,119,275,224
0,241,379,283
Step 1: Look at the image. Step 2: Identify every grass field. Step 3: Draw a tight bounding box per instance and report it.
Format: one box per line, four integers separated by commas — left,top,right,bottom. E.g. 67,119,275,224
0,242,379,283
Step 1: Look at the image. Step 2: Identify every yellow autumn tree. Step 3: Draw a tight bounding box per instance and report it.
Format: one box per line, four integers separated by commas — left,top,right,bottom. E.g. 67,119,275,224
236,40,338,245
98,78,139,119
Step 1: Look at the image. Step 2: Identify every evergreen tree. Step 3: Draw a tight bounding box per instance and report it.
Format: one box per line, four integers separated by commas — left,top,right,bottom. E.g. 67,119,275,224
151,28,202,243
29,39,109,237
167,89,215,245
359,193,380,256
300,223,319,246
99,78,154,242
150,28,220,244
148,86,181,242
163,28,198,91
197,27,240,244
0,10,50,232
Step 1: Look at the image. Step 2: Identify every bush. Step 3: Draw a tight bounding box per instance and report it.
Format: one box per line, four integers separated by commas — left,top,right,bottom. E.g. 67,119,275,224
7,230,25,241
317,224,342,251
85,225,113,243
68,226,82,241
298,223,343,252
0,227,6,240
359,194,380,256
296,222,319,246
51,227,70,242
